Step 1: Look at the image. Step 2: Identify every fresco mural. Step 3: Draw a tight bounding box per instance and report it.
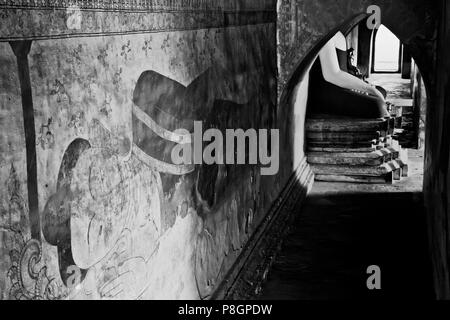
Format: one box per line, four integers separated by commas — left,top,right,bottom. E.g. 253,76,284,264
0,1,284,298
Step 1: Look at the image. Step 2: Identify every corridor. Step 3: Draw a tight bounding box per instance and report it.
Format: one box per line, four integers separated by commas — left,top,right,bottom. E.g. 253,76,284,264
259,145,433,300
259,178,433,299
259,69,433,299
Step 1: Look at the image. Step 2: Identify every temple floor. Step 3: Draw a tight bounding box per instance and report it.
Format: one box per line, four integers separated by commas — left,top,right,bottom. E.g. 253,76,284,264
257,163,433,299
368,73,412,100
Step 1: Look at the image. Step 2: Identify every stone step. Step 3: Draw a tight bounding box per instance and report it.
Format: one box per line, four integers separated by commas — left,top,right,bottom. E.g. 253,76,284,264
307,146,377,153
306,131,381,143
307,148,399,166
307,140,377,148
313,166,407,184
307,136,398,153
315,173,395,184
306,115,407,185
306,117,388,133
310,159,405,177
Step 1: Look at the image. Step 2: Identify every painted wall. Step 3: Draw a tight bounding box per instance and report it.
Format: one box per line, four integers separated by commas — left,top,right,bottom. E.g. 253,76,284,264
0,42,30,298
0,1,317,300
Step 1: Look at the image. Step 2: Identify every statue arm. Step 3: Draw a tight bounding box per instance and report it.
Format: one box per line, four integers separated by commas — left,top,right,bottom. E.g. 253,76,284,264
319,40,384,100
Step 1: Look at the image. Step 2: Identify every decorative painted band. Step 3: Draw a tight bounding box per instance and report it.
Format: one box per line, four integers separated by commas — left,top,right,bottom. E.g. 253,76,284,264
0,0,275,12
132,105,192,145
132,143,195,175
0,7,275,41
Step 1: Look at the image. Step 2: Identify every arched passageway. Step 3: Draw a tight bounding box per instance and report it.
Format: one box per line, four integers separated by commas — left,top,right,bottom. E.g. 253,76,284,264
258,4,439,298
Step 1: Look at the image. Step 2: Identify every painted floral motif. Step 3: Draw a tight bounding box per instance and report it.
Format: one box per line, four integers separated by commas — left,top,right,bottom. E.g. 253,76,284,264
36,118,55,150
67,111,85,135
49,79,71,104
8,235,65,300
5,164,27,231
120,40,131,60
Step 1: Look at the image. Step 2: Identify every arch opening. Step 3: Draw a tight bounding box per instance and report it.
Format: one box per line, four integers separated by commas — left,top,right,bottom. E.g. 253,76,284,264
372,25,402,73
263,7,437,300
283,15,430,174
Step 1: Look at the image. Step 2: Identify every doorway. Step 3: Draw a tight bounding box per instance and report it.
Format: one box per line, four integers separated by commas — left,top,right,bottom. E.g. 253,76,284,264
372,25,402,73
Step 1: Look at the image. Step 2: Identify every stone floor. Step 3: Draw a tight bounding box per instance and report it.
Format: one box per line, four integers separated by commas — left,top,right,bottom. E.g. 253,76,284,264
258,149,432,300
311,148,424,194
258,184,434,300
369,73,412,100
258,74,433,300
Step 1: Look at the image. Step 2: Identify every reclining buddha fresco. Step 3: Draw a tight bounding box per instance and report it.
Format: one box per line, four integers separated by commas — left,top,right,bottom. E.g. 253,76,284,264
0,2,278,300
35,65,274,300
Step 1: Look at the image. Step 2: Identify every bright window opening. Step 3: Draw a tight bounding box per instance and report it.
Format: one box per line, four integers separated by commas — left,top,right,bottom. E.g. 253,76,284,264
373,25,401,72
